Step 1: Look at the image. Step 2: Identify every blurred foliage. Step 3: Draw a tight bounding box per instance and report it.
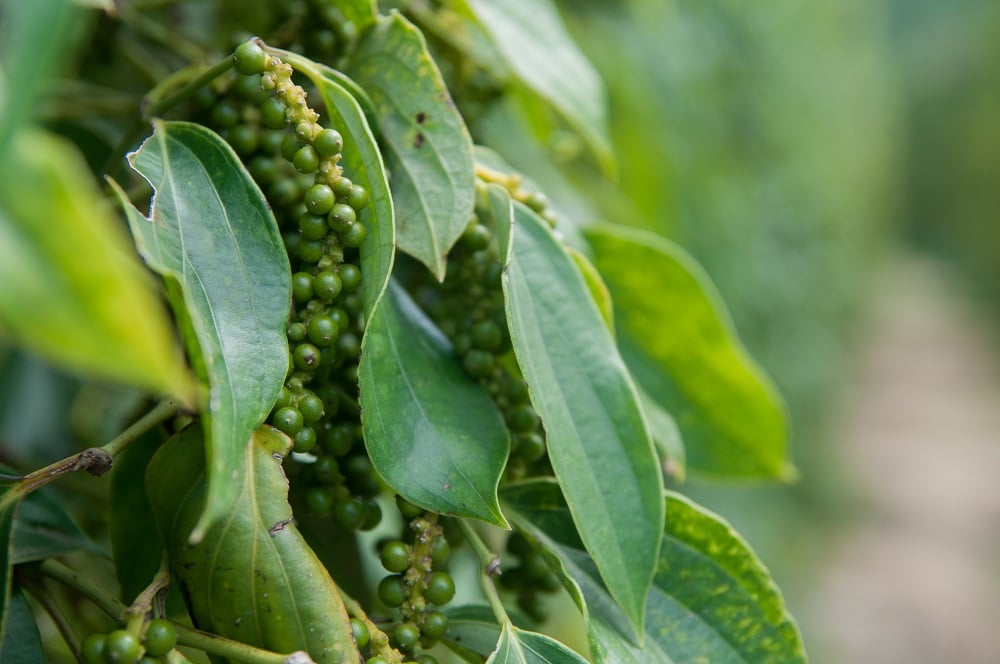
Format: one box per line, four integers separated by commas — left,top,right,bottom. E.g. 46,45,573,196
888,0,1000,321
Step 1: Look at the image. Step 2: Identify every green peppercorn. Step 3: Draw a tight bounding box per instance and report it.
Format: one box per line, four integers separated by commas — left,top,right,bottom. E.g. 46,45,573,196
313,128,344,157
304,183,335,215
380,540,411,573
421,611,448,638
313,271,343,302
327,202,356,232
233,40,268,75
298,212,329,240
346,184,369,210
338,264,362,292
143,619,178,657
272,406,304,436
335,497,366,531
261,98,288,129
425,572,456,605
351,619,370,649
392,622,420,652
341,222,367,248
293,343,321,371
104,629,141,664
293,145,320,173
305,486,335,516
331,176,353,197
463,349,494,378
293,426,317,453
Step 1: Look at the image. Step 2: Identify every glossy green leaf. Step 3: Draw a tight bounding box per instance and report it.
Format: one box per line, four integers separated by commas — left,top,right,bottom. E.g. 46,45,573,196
442,605,505,659
0,584,44,664
463,0,613,173
584,224,793,480
0,129,193,401
146,424,358,663
349,12,476,280
496,202,663,635
488,623,590,664
279,53,394,317
504,480,807,663
360,282,509,526
114,121,291,541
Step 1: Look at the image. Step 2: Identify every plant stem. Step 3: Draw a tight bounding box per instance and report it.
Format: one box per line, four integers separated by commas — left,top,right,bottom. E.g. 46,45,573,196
37,559,127,621
456,520,511,628
102,399,180,458
176,627,304,664
0,401,181,509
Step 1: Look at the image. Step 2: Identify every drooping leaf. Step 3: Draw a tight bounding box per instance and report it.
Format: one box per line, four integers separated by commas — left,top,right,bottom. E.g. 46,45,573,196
0,584,44,664
348,12,476,279
584,224,793,480
145,424,358,663
462,0,613,173
279,53,394,317
113,121,291,541
504,480,807,663
360,282,509,527
0,129,193,401
496,201,663,635
488,623,590,664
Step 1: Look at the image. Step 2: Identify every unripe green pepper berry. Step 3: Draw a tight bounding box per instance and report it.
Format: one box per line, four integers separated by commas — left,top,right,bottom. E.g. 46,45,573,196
421,611,448,638
425,572,455,605
313,128,344,157
307,314,339,347
341,222,367,248
380,540,411,573
331,176,353,197
143,619,178,657
293,145,320,173
507,404,540,433
378,574,407,608
268,178,299,207
293,343,321,371
327,203,357,232
298,393,325,424
104,629,141,663
335,497,366,530
272,406,304,436
324,423,355,456
298,213,329,240
346,184,369,211
233,40,268,75
210,100,240,128
391,622,420,652
291,272,315,303
80,633,107,664
471,320,503,351
305,486,335,516
338,264,362,292
293,426,317,453
281,134,303,161
462,224,491,251
463,349,494,378
297,239,325,264
395,494,424,519
227,124,259,156
351,619,370,649
313,271,343,302
304,183,335,215
516,432,546,463
261,98,288,129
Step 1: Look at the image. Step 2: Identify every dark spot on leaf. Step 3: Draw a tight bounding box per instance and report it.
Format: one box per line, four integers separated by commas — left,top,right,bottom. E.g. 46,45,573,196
415,112,427,124
269,517,293,536
414,132,425,149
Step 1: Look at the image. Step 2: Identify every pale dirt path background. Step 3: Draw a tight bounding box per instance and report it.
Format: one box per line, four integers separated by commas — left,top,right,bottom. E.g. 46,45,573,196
802,255,1000,663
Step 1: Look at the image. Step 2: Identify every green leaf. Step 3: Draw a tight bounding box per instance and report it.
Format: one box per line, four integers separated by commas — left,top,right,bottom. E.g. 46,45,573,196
504,481,807,663
12,489,91,564
360,282,509,527
280,54,394,318
145,424,359,663
569,248,614,333
0,129,193,401
636,386,686,483
488,623,590,664
496,201,663,635
463,0,613,173
113,121,291,541
584,224,793,480
334,0,376,34
348,12,476,280
0,584,44,663
110,430,166,601
0,480,20,647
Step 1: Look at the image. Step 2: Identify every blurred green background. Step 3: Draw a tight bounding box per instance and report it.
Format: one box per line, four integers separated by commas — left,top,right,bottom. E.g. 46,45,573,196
521,0,998,660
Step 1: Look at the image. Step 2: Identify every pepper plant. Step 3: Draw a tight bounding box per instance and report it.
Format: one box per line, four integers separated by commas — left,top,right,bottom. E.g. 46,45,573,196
0,0,808,662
